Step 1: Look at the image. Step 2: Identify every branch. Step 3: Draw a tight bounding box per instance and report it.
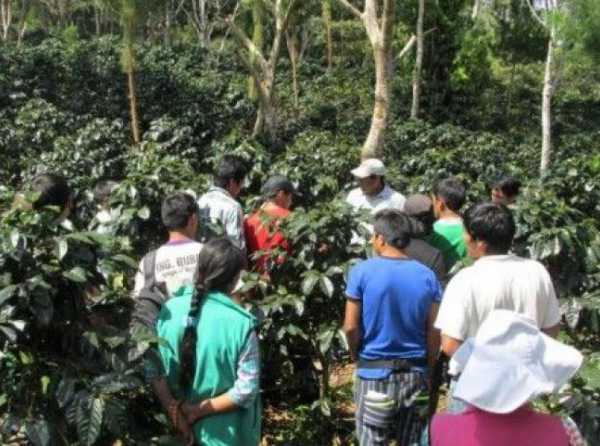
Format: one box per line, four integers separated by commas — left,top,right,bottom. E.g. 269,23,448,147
525,0,548,28
225,15,270,74
337,0,362,20
397,27,435,60
398,35,416,59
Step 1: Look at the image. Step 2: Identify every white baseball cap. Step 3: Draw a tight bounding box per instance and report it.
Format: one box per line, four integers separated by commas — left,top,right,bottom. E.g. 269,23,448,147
351,158,386,178
451,310,582,414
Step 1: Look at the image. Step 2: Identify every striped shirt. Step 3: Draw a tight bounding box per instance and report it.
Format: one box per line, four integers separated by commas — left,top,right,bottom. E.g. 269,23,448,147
197,186,246,251
227,330,260,407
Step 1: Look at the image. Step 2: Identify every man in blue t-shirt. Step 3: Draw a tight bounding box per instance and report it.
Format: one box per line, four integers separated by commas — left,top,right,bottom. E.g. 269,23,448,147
343,209,442,446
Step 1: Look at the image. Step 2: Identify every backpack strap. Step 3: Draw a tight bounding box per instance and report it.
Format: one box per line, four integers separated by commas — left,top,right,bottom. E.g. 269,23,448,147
142,249,157,287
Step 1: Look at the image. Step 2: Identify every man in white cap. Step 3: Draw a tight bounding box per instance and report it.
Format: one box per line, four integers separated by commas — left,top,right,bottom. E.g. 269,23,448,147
430,310,586,446
346,158,406,214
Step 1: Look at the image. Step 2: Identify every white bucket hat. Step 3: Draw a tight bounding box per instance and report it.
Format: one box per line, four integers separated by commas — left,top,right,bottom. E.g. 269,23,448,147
451,309,583,414
351,158,386,178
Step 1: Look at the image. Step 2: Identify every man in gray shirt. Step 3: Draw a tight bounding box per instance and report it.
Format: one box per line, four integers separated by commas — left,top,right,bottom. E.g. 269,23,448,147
197,155,248,253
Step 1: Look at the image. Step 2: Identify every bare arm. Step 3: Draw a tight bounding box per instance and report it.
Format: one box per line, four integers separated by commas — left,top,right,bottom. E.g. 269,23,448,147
426,303,441,371
542,323,560,338
151,378,194,445
440,334,463,358
343,299,362,362
185,393,239,423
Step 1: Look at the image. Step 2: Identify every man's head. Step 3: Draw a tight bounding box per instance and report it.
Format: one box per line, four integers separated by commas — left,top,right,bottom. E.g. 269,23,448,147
261,175,295,210
463,202,515,259
491,176,521,205
30,173,73,221
351,158,386,197
214,155,247,199
432,177,466,217
161,192,199,238
94,180,119,210
404,193,435,235
371,209,412,255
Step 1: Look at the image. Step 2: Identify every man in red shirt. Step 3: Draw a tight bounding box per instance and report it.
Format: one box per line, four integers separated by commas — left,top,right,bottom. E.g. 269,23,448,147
244,176,295,274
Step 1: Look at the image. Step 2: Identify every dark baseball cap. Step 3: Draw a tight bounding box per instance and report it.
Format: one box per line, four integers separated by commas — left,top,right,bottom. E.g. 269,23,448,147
404,194,433,216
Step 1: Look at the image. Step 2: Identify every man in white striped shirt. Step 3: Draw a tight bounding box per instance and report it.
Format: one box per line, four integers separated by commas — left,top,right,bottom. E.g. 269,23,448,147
197,155,248,254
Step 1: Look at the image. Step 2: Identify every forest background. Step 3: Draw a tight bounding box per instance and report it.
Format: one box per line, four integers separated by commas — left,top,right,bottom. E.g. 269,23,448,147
0,0,599,445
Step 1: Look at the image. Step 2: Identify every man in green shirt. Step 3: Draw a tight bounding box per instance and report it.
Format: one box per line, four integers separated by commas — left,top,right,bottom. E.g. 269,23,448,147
428,177,468,271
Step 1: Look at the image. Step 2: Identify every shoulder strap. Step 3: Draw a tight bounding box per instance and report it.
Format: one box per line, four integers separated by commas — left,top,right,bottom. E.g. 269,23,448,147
143,249,157,287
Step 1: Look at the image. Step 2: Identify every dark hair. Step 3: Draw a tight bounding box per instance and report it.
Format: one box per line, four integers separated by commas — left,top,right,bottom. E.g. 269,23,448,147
161,192,198,231
179,238,244,389
464,202,515,254
261,175,295,200
492,176,521,198
214,155,247,189
94,180,118,207
373,209,412,250
433,177,466,212
30,173,72,211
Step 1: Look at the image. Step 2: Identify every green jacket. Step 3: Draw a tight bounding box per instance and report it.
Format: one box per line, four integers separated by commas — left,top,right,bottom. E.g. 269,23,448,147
157,287,261,446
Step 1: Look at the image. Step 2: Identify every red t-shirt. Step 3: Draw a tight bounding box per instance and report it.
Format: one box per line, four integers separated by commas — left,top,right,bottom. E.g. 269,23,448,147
244,205,291,273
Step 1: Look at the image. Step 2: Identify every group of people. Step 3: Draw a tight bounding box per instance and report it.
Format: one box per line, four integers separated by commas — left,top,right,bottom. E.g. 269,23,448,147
21,156,588,446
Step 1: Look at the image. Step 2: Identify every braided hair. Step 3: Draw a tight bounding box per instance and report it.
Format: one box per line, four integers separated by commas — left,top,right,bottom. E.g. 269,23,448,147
179,238,244,389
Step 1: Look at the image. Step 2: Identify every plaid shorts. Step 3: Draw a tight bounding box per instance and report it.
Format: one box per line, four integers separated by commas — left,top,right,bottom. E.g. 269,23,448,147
354,371,426,446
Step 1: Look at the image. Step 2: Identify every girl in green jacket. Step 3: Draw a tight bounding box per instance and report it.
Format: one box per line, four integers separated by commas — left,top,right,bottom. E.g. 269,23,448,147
152,238,261,446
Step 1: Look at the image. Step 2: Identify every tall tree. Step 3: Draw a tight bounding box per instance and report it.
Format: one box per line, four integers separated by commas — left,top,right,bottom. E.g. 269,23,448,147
322,0,333,70
102,0,160,145
411,0,425,119
338,0,414,159
248,0,264,101
227,0,297,142
1,0,11,41
525,0,560,174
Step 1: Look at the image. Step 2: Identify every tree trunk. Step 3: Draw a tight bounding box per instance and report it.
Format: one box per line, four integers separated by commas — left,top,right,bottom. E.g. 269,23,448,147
199,0,209,48
363,46,392,159
164,1,171,46
1,0,12,41
472,0,481,20
540,36,555,174
248,0,264,101
322,0,333,70
361,0,396,160
411,0,425,119
16,0,29,46
94,5,101,35
126,59,141,145
287,29,300,107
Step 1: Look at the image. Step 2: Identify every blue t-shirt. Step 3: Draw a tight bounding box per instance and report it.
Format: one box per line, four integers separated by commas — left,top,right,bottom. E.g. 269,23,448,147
345,256,442,379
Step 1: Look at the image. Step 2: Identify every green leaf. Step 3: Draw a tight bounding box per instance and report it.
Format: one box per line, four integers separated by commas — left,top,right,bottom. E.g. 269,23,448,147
63,267,87,283
77,396,104,446
0,325,18,342
319,276,334,298
301,273,319,296
10,229,21,249
56,378,77,409
137,206,150,219
19,351,33,365
317,327,336,355
0,285,17,306
112,254,138,269
25,419,52,446
57,239,69,261
41,376,51,395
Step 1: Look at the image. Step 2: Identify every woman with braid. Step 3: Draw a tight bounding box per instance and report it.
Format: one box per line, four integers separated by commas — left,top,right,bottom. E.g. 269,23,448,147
151,238,261,445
